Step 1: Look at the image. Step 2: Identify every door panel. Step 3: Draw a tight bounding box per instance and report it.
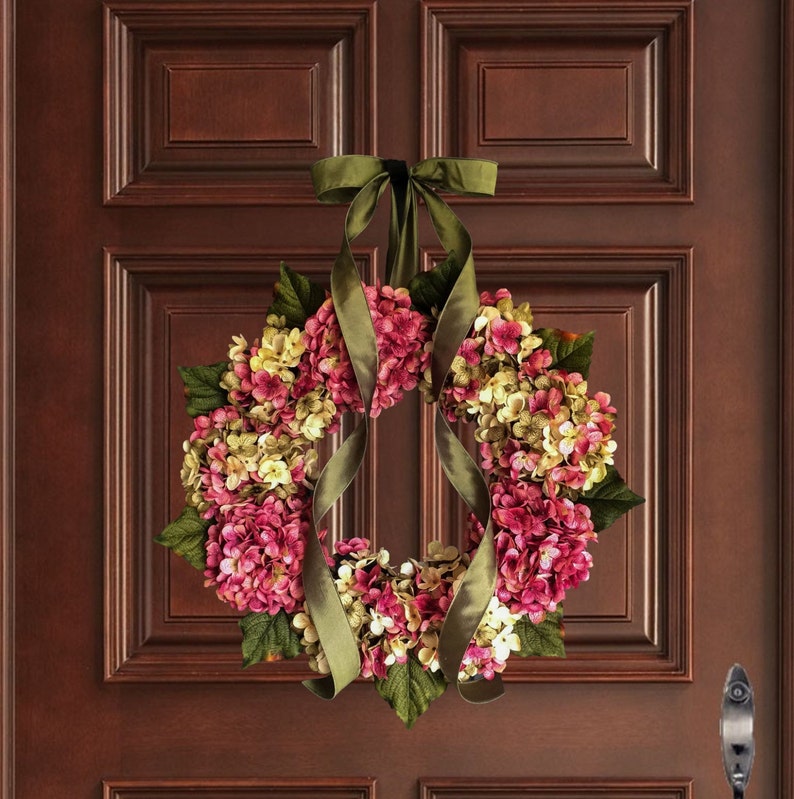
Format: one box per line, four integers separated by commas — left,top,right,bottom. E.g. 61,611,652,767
419,247,690,679
104,2,375,204
421,2,692,201
11,0,791,797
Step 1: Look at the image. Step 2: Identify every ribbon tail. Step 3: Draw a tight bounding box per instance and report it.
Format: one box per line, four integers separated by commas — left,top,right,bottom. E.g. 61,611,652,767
413,185,479,397
302,422,370,698
301,522,362,698
384,159,413,287
301,171,387,698
387,183,419,290
436,513,504,703
412,182,501,703
433,411,503,702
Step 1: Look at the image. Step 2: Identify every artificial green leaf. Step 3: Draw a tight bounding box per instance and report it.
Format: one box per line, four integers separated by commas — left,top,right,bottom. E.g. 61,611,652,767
407,251,462,316
177,361,229,418
153,505,210,570
513,609,566,658
239,609,302,668
268,261,326,328
579,464,645,532
374,655,448,728
535,328,595,379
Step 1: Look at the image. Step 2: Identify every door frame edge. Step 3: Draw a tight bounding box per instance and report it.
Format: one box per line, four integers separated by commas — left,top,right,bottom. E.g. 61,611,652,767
781,0,793,795
1,0,13,796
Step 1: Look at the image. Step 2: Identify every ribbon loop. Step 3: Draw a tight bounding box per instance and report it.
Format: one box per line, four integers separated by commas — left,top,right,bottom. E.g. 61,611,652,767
411,157,498,197
311,155,385,204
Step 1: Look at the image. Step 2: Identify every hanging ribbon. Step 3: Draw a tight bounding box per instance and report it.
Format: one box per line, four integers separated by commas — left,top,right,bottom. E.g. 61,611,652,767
301,166,388,699
303,155,503,704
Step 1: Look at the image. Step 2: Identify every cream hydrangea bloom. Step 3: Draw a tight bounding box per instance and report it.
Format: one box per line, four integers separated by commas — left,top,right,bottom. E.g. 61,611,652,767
249,324,306,380
496,391,526,424
492,625,521,662
257,458,291,489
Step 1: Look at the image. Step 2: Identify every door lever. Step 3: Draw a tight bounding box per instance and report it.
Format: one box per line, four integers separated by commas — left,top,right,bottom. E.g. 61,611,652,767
720,663,754,798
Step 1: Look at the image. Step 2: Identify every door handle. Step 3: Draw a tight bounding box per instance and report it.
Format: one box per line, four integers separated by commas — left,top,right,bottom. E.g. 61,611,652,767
720,663,754,798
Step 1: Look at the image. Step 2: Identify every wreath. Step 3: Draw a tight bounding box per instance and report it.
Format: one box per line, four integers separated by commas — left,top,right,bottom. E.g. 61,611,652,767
156,156,644,727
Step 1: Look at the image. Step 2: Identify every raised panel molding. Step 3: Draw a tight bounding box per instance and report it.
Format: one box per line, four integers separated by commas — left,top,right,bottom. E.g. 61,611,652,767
479,61,632,144
104,248,378,681
103,778,376,799
420,247,692,680
103,1,375,205
165,63,320,145
421,0,693,202
420,779,693,799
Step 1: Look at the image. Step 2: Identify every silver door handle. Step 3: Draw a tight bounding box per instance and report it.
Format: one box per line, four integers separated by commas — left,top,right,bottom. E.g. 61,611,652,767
720,663,754,798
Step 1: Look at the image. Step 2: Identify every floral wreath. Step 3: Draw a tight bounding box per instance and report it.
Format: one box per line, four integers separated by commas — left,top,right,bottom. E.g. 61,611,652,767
156,156,643,727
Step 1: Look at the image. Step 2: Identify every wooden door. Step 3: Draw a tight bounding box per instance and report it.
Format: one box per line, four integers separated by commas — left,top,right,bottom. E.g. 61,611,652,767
6,0,794,796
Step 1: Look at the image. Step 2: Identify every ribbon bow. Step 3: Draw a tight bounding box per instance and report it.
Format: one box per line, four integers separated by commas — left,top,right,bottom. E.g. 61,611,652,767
302,155,503,705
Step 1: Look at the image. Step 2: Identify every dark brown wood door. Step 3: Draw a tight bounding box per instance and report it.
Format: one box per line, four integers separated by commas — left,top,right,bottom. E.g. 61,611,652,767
10,0,793,797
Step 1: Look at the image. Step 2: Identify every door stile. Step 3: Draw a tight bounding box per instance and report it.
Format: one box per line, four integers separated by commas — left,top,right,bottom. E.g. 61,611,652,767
0,0,13,795
780,0,794,795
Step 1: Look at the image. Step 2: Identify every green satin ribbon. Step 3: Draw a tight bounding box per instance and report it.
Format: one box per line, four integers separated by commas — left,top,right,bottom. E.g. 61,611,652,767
302,166,387,699
304,155,503,704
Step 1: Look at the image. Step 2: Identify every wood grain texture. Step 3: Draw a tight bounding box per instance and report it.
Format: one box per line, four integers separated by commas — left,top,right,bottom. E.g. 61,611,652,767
419,247,691,680
165,64,319,144
478,61,631,143
103,0,375,205
421,0,693,202
781,0,794,793
0,0,12,795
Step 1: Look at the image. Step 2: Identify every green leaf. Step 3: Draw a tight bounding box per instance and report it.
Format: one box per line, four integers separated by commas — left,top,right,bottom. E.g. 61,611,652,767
407,251,462,316
239,609,302,668
374,656,448,728
268,261,326,328
153,506,210,570
579,464,645,532
177,361,229,418
535,328,595,378
513,609,566,658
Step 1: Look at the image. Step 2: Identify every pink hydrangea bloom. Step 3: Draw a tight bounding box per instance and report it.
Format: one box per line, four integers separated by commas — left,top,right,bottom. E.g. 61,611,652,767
334,537,371,556
251,370,289,407
414,583,454,630
462,643,503,681
458,337,481,365
485,317,523,356
467,476,596,621
521,348,553,376
360,643,388,680
299,282,431,417
479,288,511,305
204,492,311,614
189,406,241,443
227,353,257,407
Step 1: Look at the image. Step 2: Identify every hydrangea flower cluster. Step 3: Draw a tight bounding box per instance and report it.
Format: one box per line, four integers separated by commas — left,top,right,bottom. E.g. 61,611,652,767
467,478,596,624
204,492,311,615
293,540,523,682
300,284,431,416
423,288,617,497
162,277,639,722
180,282,432,615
